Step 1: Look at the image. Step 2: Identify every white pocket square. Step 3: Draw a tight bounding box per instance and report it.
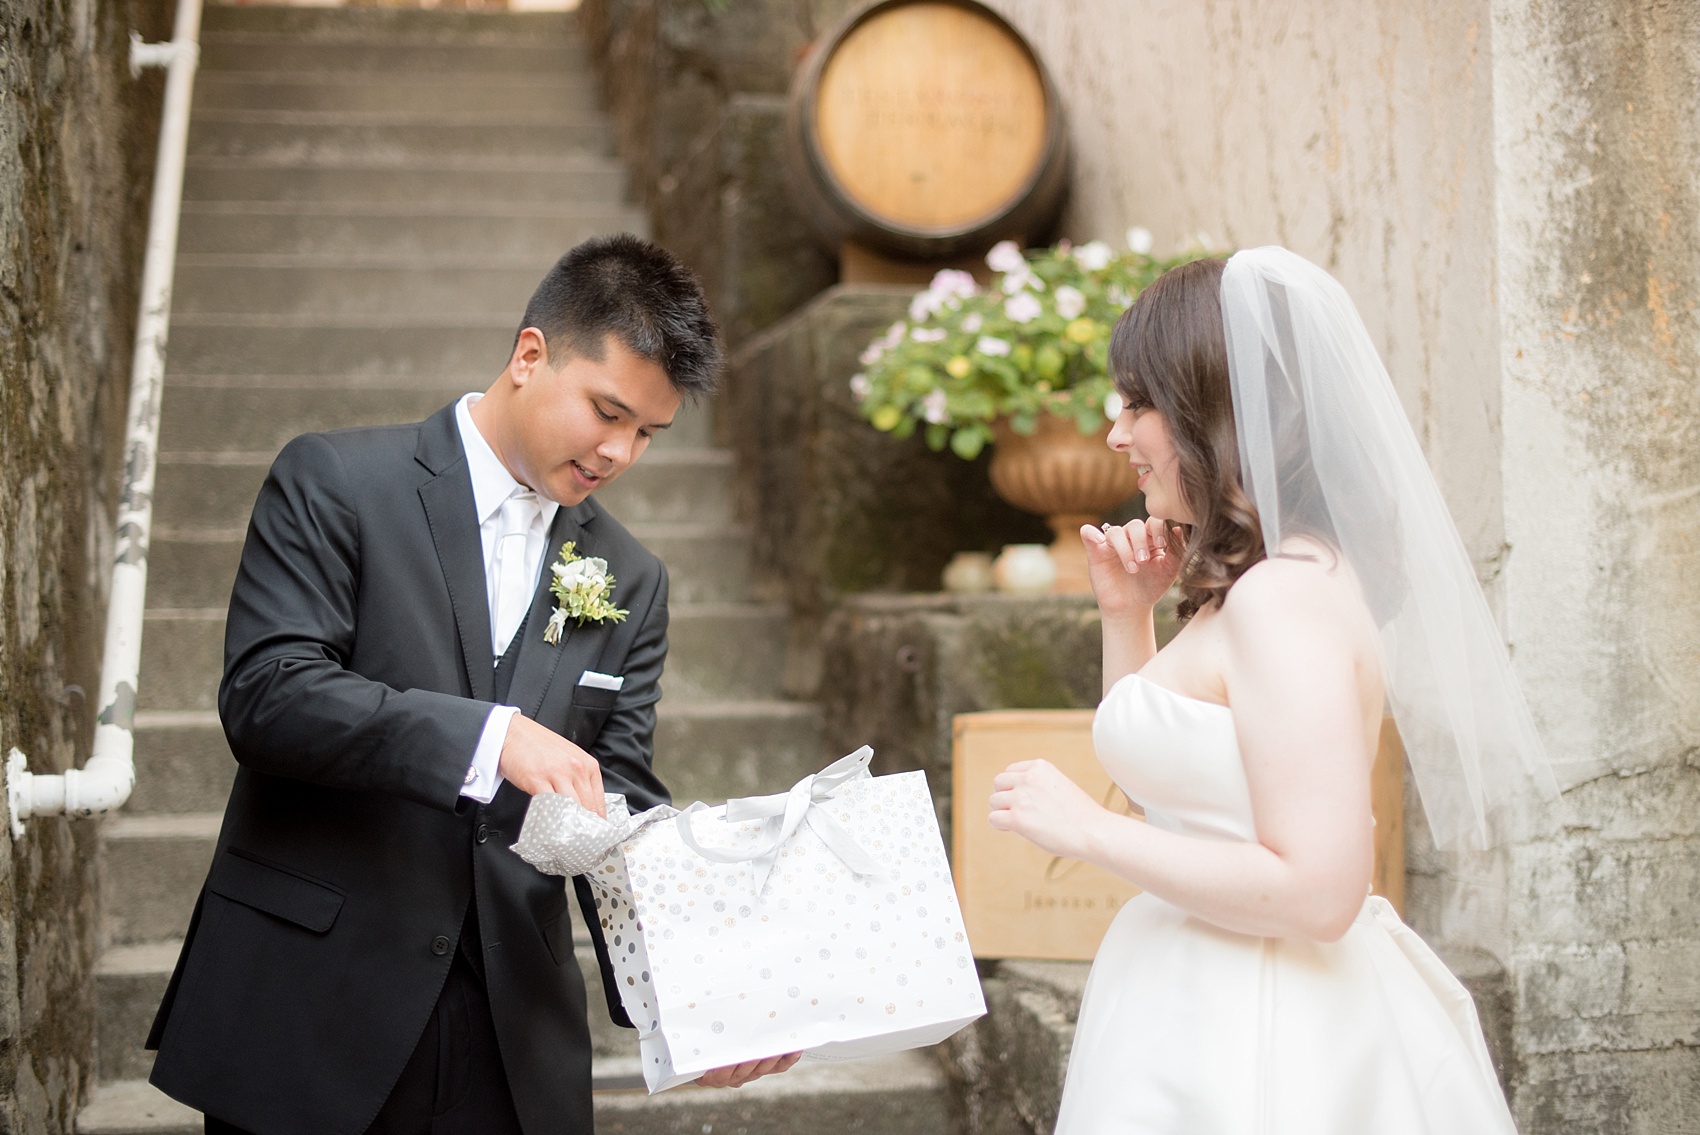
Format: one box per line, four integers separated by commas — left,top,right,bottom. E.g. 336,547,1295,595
577,670,625,691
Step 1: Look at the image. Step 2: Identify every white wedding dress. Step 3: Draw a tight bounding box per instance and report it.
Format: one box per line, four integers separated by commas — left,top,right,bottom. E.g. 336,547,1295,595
1053,673,1519,1134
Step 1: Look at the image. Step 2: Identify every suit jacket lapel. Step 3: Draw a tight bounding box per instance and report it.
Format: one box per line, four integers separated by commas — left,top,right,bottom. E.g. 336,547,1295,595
416,404,496,703
506,499,599,717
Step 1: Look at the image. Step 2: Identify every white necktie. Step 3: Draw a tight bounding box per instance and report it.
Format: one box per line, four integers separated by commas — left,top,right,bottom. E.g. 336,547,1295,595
492,490,540,658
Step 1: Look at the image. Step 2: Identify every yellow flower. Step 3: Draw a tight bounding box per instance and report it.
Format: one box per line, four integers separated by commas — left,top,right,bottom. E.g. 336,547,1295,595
1064,317,1098,344
945,355,972,379
871,405,903,431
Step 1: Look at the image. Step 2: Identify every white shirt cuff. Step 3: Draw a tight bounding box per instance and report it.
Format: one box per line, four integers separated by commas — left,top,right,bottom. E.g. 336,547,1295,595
462,705,515,805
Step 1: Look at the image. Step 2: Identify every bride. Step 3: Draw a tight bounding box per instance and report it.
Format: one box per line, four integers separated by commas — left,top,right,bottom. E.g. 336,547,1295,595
988,248,1557,1133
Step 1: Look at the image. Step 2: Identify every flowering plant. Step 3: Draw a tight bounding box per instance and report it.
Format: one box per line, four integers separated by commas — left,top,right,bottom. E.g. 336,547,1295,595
851,230,1216,459
543,541,628,643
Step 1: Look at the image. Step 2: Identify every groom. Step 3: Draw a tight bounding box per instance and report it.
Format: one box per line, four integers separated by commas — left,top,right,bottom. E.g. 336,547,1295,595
147,235,793,1134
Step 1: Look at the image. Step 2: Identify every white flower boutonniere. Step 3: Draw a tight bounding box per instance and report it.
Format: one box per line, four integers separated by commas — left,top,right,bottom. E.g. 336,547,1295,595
543,541,628,644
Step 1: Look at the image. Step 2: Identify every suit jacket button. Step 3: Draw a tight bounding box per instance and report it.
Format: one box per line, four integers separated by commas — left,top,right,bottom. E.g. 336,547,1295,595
476,824,491,844
431,935,451,956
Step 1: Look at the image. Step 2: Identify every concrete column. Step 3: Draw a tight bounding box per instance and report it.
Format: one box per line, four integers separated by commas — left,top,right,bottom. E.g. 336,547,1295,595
1491,1,1700,1126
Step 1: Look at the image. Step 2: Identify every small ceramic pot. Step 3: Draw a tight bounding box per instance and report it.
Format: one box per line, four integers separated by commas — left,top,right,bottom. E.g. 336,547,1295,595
994,543,1057,593
942,551,998,594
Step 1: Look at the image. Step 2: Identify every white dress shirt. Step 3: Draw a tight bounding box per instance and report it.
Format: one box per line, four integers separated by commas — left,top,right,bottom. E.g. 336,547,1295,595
455,393,560,804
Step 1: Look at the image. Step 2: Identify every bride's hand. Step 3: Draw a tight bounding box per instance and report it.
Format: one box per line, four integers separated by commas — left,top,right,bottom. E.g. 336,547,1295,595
988,759,1102,860
1080,518,1182,617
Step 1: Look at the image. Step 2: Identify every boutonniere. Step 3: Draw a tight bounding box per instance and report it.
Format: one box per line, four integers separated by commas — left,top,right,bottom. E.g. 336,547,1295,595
543,541,629,644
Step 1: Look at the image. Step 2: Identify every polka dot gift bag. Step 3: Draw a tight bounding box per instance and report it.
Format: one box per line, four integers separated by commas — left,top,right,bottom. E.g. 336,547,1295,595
512,746,987,1092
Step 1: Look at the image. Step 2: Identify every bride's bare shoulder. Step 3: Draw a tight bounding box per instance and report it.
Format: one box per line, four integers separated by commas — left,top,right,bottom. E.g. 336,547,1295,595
1218,545,1369,634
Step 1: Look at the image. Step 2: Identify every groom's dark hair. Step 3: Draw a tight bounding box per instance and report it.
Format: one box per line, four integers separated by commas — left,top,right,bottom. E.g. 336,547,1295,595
517,234,722,400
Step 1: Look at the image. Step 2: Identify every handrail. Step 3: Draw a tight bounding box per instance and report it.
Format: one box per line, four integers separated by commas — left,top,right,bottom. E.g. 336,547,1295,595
7,0,204,836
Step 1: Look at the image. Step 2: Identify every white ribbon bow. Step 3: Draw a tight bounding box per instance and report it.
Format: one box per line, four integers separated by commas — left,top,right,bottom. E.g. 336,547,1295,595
674,746,887,897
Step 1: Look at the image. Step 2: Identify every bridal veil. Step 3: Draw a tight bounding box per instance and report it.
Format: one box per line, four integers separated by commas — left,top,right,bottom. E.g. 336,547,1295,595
1219,247,1572,849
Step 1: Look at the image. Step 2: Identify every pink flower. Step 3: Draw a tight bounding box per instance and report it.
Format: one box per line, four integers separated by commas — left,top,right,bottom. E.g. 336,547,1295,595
986,240,1025,274
1075,241,1114,271
929,269,979,301
1054,285,1086,320
1004,293,1042,324
976,336,1012,357
922,389,950,424
961,312,984,334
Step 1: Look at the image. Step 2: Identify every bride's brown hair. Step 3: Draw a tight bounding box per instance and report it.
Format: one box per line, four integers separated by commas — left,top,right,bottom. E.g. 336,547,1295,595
1109,257,1265,618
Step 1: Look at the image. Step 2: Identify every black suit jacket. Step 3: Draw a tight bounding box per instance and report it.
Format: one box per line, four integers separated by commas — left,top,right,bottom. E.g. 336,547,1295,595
147,403,671,1135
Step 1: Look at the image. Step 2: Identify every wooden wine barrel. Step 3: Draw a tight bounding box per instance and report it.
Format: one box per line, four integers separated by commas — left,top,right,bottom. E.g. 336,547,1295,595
783,0,1069,260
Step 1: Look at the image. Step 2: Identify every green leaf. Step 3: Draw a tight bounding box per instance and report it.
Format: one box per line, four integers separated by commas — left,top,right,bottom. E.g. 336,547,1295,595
926,422,951,450
950,426,987,460
1036,343,1065,380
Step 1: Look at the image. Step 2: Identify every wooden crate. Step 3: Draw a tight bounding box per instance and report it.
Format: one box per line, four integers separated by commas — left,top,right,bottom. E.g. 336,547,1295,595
952,709,1406,961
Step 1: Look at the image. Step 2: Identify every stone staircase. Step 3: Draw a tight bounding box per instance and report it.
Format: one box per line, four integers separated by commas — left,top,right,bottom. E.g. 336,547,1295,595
76,6,955,1133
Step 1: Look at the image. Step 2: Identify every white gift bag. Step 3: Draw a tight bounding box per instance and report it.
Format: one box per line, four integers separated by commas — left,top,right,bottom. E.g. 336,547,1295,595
513,747,986,1092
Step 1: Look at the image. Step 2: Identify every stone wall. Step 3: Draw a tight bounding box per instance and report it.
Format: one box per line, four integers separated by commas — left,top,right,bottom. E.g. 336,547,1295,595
578,0,859,349
0,1,168,1129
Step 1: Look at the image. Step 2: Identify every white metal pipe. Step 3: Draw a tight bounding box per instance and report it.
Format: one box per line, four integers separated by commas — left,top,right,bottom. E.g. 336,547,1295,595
8,0,203,836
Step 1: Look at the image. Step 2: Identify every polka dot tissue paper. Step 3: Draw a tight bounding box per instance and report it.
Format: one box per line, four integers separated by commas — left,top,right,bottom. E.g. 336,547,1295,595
512,746,986,1092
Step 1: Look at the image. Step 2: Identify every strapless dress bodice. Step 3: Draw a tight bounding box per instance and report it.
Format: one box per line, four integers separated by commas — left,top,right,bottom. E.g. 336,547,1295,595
1092,672,1255,843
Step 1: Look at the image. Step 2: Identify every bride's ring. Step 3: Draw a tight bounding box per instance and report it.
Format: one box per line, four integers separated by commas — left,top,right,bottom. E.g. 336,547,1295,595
1101,522,1114,531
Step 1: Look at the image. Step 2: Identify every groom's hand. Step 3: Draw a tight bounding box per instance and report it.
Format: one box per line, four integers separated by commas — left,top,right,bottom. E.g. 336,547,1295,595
695,1052,802,1089
498,714,607,816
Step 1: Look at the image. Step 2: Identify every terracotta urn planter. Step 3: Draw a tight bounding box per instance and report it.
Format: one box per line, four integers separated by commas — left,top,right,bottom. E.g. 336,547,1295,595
988,414,1140,593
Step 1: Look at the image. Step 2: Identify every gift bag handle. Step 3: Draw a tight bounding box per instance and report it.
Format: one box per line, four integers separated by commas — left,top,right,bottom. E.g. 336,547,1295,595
674,747,886,895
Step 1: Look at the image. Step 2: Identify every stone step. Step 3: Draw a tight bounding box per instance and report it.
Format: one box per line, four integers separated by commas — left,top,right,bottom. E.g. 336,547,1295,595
195,67,597,110
195,73,599,115
594,1050,960,1135
136,603,787,713
152,457,266,532
650,701,826,806
183,157,630,206
95,941,180,1083
948,960,1086,1135
75,1079,199,1135
130,712,235,816
158,383,473,454
77,1047,956,1135
198,40,587,79
660,604,788,703
576,452,738,525
100,814,221,946
126,700,822,817
624,525,751,605
172,264,544,319
185,117,612,164
165,319,518,380
175,205,645,260
136,612,222,713
201,6,578,42
156,382,709,454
